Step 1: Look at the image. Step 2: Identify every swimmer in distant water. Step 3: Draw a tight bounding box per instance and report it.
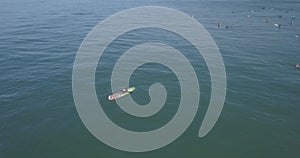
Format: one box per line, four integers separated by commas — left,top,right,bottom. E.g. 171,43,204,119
274,23,282,29
296,64,300,69
218,21,221,28
290,16,296,24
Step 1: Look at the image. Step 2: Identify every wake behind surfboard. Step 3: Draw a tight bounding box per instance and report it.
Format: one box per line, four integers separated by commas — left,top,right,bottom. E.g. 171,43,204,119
108,87,135,100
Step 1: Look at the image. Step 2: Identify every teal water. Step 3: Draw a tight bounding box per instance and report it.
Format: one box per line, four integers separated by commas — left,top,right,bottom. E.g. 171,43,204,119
1,0,300,157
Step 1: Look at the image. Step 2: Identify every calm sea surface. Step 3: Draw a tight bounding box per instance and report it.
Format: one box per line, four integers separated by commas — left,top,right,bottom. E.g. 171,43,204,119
1,0,300,157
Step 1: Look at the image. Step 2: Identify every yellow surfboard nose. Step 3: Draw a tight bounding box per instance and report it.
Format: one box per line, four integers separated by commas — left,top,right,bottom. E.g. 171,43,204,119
128,87,135,92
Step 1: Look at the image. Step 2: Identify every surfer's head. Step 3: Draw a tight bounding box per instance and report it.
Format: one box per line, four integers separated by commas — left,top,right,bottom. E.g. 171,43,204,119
108,95,113,100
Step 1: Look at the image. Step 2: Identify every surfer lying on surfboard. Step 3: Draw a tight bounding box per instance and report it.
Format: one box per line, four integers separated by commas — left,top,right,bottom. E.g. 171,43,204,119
108,87,135,100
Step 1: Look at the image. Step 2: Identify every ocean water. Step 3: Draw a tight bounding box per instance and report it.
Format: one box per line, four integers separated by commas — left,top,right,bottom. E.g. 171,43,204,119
1,0,300,157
